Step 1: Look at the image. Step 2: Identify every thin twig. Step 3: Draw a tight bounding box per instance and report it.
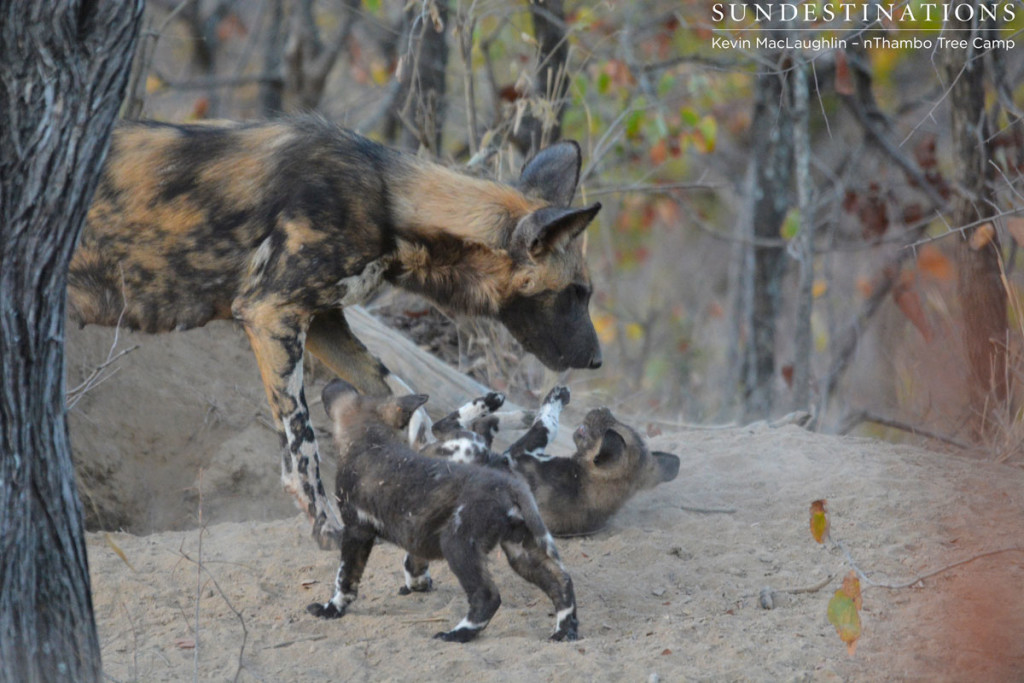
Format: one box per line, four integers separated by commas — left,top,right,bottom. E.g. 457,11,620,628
838,541,1024,590
839,410,971,450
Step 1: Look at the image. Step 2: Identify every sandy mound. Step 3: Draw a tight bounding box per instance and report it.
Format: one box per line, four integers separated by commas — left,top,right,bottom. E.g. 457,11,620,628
70,323,1024,680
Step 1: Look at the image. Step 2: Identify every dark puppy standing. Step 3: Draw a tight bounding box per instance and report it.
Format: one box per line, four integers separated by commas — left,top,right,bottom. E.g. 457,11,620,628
67,116,602,546
309,380,578,643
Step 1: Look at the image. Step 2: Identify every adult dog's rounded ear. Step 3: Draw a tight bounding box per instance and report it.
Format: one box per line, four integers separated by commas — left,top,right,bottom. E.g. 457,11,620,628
322,379,359,415
518,140,583,206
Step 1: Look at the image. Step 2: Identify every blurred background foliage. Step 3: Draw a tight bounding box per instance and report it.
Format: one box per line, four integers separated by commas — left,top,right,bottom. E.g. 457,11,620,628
130,0,1024,457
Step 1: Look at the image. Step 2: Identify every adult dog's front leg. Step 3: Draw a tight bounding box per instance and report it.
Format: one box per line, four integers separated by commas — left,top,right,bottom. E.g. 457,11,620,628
307,308,433,447
235,301,341,548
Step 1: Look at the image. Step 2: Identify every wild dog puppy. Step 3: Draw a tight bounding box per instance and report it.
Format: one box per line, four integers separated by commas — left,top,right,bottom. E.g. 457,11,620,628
68,116,603,547
309,379,578,643
431,388,680,536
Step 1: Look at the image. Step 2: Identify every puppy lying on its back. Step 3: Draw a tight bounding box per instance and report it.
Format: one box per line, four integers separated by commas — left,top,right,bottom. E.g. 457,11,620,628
429,387,680,536
309,379,578,643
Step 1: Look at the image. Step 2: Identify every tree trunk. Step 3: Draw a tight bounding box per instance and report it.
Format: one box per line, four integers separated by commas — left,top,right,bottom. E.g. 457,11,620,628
510,0,569,154
944,5,1007,430
385,0,450,153
741,46,793,420
0,3,143,681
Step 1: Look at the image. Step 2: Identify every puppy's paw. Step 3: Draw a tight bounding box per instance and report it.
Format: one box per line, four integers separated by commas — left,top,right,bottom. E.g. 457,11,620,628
306,602,345,619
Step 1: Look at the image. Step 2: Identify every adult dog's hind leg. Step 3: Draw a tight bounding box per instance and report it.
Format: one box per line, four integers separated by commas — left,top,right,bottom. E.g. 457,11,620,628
306,309,392,397
235,301,342,548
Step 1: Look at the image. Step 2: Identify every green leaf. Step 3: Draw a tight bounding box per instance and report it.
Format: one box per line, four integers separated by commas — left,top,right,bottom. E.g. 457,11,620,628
625,109,646,139
680,106,700,127
697,115,718,153
827,590,862,655
780,208,801,240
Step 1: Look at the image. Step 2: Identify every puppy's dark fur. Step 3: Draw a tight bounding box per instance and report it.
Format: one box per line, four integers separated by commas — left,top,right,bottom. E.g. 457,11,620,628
309,380,578,643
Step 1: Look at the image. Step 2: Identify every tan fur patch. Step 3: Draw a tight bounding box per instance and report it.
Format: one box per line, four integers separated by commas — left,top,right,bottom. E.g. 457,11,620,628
198,125,292,208
394,162,544,245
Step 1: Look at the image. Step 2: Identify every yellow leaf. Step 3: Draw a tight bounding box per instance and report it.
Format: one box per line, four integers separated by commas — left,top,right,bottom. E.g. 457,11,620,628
812,280,828,298
625,323,644,341
592,312,616,344
145,74,166,94
969,223,995,250
104,533,135,572
809,499,829,544
370,59,391,86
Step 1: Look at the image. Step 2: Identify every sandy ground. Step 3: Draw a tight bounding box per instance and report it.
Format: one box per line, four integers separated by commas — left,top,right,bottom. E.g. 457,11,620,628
68,322,1024,681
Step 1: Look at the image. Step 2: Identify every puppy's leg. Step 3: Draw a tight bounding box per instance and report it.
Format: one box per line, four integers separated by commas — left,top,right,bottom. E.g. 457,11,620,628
235,301,341,549
501,538,578,641
435,533,501,643
504,386,571,463
398,553,433,595
431,392,505,440
307,525,375,619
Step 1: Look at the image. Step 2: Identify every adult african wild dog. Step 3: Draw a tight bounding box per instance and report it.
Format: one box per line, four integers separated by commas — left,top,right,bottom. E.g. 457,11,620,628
429,387,680,536
68,116,602,545
309,379,578,643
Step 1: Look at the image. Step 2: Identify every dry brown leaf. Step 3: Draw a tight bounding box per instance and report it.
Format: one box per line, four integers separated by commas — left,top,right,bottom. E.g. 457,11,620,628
917,245,954,281
1006,217,1024,247
834,50,854,96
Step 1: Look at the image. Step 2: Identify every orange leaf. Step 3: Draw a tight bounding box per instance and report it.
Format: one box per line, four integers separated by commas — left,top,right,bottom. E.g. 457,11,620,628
649,139,668,165
810,499,830,544
840,571,863,611
189,97,209,121
855,276,873,298
916,245,954,281
969,223,995,250
834,50,854,96
1006,217,1024,248
893,276,932,342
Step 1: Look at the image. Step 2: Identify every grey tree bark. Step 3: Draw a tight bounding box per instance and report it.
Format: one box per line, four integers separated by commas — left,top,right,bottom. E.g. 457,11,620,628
0,2,143,680
740,47,793,420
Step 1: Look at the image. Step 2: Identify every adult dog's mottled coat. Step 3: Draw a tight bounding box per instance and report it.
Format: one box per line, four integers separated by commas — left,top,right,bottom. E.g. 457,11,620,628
68,117,602,544
309,380,578,643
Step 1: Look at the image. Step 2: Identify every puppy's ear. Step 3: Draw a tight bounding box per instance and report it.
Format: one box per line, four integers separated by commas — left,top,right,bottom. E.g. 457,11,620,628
386,393,429,430
592,430,626,468
652,451,680,483
322,379,359,415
